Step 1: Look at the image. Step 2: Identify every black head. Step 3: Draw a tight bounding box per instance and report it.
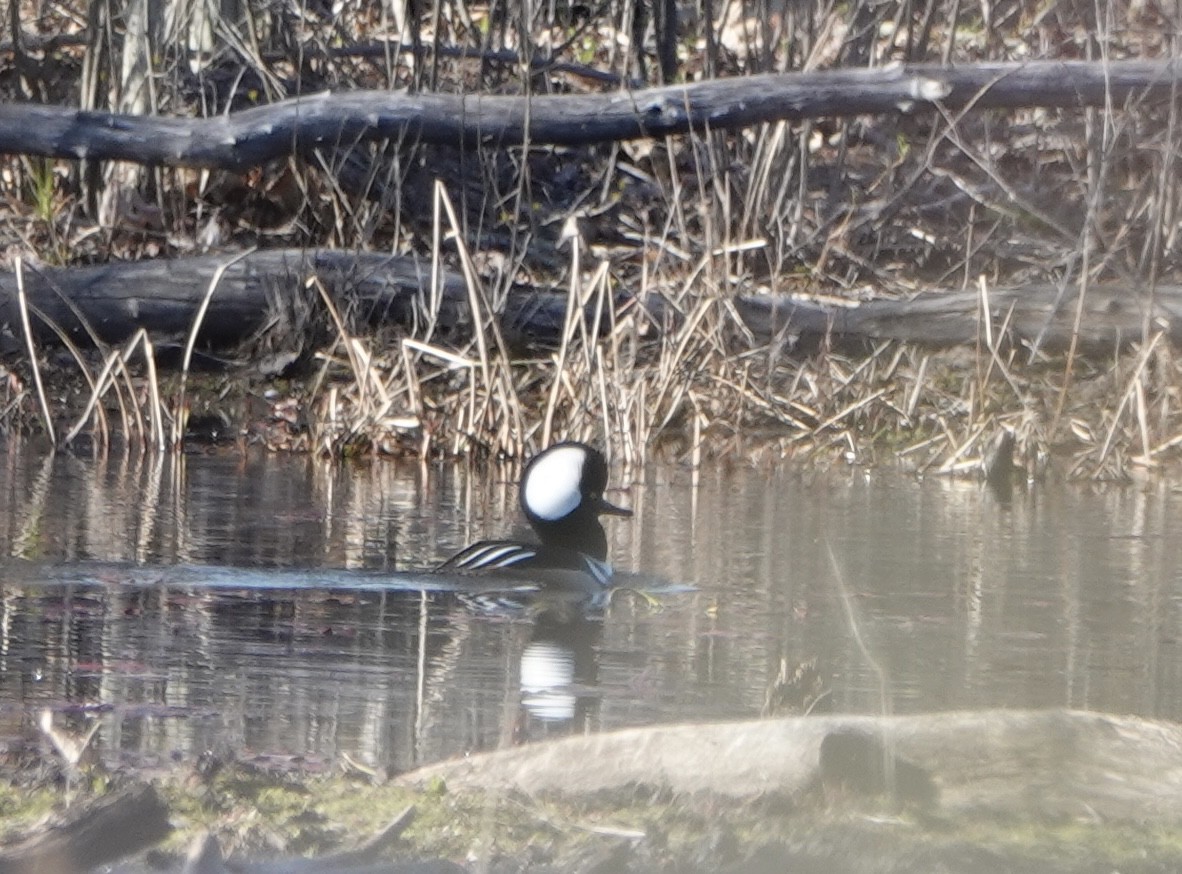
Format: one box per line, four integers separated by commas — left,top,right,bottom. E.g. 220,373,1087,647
519,442,631,560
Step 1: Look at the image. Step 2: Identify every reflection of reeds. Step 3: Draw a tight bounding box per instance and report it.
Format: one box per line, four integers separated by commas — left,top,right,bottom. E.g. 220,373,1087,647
38,709,100,770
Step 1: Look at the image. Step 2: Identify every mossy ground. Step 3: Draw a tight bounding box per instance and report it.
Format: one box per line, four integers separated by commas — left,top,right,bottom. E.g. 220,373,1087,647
5,761,1182,872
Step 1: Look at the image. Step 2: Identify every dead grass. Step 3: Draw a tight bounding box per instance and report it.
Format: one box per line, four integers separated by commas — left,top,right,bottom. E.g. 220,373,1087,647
2,0,1182,478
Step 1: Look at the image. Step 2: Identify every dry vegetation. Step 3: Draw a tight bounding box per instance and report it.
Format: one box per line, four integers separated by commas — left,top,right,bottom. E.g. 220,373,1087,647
2,0,1182,478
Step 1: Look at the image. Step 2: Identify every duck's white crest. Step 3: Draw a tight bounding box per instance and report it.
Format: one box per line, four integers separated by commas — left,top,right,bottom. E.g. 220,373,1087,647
523,445,585,520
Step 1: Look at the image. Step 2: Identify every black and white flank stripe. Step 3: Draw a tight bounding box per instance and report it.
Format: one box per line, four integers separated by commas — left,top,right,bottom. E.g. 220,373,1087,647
440,540,613,587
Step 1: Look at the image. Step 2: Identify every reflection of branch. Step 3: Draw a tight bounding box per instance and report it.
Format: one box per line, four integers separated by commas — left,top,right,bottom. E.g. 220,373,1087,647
826,542,898,799
38,709,101,768
11,453,55,559
825,544,889,717
134,453,167,562
415,603,475,754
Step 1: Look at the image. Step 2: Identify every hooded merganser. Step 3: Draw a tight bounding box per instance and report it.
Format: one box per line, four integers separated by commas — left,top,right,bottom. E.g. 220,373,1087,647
437,442,632,588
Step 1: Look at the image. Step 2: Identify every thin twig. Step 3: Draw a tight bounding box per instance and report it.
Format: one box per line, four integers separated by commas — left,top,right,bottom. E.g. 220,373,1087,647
171,248,255,447
14,258,55,445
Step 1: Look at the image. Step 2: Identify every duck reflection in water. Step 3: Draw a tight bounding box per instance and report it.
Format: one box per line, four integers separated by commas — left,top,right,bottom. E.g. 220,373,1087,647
515,608,604,740
437,442,632,741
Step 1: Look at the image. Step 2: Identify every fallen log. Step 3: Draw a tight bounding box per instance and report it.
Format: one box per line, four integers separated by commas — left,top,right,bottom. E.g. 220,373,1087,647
738,282,1182,352
0,60,1178,169
0,250,1176,356
0,783,170,874
0,249,1173,355
397,709,1182,824
0,250,580,352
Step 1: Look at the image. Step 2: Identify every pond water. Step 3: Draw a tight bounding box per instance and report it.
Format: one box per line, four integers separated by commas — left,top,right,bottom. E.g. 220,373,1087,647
1,445,1180,777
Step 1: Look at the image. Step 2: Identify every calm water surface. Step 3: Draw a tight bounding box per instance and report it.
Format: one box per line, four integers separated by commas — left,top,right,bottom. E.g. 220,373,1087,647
0,447,1180,774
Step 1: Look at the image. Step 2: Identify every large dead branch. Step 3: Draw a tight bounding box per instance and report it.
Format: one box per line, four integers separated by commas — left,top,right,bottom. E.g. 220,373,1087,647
737,282,1181,351
0,250,579,351
0,60,1177,170
0,250,1177,355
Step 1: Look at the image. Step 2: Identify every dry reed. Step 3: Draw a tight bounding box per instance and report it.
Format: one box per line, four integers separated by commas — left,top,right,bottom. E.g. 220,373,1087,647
1,0,1182,478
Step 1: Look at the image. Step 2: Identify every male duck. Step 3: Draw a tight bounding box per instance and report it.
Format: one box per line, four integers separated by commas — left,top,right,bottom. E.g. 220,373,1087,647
438,442,631,590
